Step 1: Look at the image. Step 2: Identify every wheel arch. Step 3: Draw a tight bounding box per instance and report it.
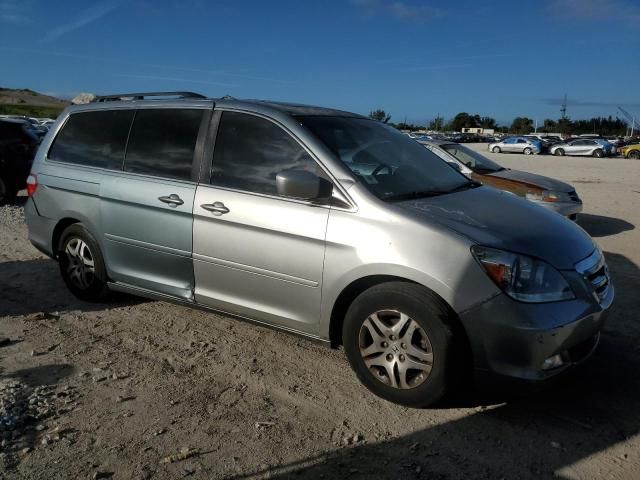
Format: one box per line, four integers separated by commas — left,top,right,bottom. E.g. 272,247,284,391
52,217,81,257
328,274,471,361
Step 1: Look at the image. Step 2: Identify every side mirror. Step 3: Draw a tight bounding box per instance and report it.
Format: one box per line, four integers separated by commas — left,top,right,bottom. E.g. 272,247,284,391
276,170,333,202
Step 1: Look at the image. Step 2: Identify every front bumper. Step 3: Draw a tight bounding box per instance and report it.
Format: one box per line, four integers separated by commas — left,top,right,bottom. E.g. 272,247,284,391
531,199,583,218
459,284,613,382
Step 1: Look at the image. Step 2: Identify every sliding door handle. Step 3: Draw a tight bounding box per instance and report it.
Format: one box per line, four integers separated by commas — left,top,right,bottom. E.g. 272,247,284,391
201,201,230,215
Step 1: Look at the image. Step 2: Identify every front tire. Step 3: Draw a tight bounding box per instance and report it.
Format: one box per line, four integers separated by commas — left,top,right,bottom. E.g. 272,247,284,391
523,147,533,155
554,148,565,156
593,149,604,158
492,146,501,153
58,224,110,301
629,151,640,160
342,282,462,407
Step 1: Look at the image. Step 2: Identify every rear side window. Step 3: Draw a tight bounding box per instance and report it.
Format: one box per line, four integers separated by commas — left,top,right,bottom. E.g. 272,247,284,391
211,111,324,196
124,109,203,181
48,110,133,169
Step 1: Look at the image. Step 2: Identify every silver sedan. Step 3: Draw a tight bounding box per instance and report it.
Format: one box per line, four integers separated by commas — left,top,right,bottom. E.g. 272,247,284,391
550,139,609,157
488,137,541,155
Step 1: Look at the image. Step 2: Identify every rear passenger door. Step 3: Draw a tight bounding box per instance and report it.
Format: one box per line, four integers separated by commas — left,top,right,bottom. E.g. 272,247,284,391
100,107,210,300
192,111,330,334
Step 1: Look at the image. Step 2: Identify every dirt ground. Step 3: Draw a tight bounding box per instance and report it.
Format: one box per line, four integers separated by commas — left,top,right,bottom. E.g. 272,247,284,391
1,147,639,479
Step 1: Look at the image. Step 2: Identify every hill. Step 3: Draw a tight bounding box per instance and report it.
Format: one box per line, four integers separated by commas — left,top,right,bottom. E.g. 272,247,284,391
0,87,70,118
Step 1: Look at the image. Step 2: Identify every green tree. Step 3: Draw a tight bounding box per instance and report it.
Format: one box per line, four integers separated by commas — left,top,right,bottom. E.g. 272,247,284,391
369,109,391,123
479,116,497,129
510,117,533,134
541,119,557,133
428,115,444,131
446,112,479,132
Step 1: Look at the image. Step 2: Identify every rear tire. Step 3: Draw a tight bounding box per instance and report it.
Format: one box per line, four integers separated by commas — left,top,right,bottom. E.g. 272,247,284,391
628,151,640,160
593,149,604,158
523,147,533,155
492,146,501,153
58,224,110,302
342,282,463,407
554,148,565,156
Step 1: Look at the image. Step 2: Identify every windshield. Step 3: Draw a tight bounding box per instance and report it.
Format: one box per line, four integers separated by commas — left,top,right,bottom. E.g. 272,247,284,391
440,143,504,173
298,116,474,201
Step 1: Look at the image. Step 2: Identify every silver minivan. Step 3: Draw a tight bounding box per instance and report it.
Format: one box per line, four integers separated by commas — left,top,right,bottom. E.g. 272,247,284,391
25,92,613,407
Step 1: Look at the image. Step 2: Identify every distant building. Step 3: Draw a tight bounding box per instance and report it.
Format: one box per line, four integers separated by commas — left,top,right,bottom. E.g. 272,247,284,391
462,127,495,135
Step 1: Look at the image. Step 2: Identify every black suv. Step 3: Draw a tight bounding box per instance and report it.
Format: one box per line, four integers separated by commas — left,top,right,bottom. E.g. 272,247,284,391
0,118,39,203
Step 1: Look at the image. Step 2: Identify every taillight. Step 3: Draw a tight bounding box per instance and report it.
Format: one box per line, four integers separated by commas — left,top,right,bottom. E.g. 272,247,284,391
26,174,38,197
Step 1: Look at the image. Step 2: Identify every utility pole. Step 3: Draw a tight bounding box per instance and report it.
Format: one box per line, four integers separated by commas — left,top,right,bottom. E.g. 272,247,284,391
618,106,636,137
560,93,568,120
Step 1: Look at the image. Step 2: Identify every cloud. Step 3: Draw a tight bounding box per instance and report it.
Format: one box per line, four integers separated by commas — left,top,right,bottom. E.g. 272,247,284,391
547,0,640,24
0,0,31,24
540,97,640,109
115,74,238,89
351,0,444,22
44,1,119,41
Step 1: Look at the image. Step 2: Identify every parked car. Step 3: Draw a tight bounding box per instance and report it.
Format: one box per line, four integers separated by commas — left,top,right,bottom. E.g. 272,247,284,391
419,140,583,220
488,136,541,155
0,118,39,203
619,143,640,159
25,92,613,407
550,139,612,157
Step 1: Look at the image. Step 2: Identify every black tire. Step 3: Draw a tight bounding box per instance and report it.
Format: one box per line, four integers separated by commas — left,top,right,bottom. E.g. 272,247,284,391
523,147,533,155
554,148,565,156
342,282,463,407
593,149,604,158
0,175,17,205
492,146,501,153
628,151,640,160
58,224,110,301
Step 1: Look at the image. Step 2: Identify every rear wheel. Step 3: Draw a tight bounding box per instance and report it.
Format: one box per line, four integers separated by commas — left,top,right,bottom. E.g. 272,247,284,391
342,282,463,407
554,148,565,156
58,224,110,301
523,147,533,155
593,149,604,158
628,150,640,160
492,146,501,153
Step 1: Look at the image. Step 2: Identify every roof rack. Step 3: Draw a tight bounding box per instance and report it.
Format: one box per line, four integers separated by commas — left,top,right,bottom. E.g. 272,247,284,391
92,91,207,102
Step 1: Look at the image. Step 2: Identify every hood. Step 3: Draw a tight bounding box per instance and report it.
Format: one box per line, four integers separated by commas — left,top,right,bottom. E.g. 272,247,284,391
396,186,594,270
487,169,575,192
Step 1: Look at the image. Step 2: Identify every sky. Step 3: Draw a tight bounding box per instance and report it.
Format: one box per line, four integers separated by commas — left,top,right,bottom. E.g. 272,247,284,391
1,0,639,125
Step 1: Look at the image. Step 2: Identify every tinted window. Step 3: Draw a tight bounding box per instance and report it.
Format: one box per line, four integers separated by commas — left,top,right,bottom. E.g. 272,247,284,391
211,111,325,196
124,109,203,181
48,110,133,169
504,138,516,144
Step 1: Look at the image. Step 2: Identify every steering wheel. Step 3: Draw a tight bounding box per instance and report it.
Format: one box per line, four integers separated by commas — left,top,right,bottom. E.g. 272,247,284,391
371,163,393,177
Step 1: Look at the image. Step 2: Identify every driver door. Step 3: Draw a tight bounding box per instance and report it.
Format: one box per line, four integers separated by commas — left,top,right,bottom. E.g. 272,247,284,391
192,111,330,335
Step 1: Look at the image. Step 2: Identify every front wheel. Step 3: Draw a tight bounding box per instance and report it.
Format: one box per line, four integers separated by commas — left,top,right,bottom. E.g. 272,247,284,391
593,149,604,158
342,282,462,407
523,147,533,155
492,146,501,153
58,224,110,301
629,151,640,160
554,148,565,156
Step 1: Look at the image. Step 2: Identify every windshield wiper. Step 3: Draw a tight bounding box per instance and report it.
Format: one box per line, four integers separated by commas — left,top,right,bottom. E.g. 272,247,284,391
384,181,481,201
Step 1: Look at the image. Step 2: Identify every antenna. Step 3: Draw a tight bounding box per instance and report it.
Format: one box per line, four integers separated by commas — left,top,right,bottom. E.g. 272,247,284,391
560,93,568,120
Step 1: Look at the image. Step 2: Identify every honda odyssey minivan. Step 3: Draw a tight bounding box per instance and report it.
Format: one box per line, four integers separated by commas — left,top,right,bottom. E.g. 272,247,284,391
25,92,613,407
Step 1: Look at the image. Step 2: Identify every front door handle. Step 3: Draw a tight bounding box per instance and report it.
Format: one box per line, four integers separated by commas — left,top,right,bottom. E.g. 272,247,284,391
158,194,184,207
201,201,230,216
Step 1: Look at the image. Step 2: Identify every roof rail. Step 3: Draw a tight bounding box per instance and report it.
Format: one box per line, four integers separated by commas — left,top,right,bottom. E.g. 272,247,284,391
92,91,207,102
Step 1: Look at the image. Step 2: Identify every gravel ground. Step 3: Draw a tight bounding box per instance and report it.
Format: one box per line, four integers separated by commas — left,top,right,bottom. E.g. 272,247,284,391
1,148,639,479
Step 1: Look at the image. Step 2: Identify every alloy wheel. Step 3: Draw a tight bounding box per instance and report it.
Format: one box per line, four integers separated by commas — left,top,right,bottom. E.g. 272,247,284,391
64,238,96,290
358,310,433,389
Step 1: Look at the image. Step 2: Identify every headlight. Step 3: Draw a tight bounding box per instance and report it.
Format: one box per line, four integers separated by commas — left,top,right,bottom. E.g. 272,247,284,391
471,246,575,302
525,190,571,203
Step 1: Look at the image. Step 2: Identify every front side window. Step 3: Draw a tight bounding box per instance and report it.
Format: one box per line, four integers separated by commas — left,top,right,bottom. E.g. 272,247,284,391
299,116,472,201
124,108,203,181
211,111,325,196
504,138,516,144
48,110,133,169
